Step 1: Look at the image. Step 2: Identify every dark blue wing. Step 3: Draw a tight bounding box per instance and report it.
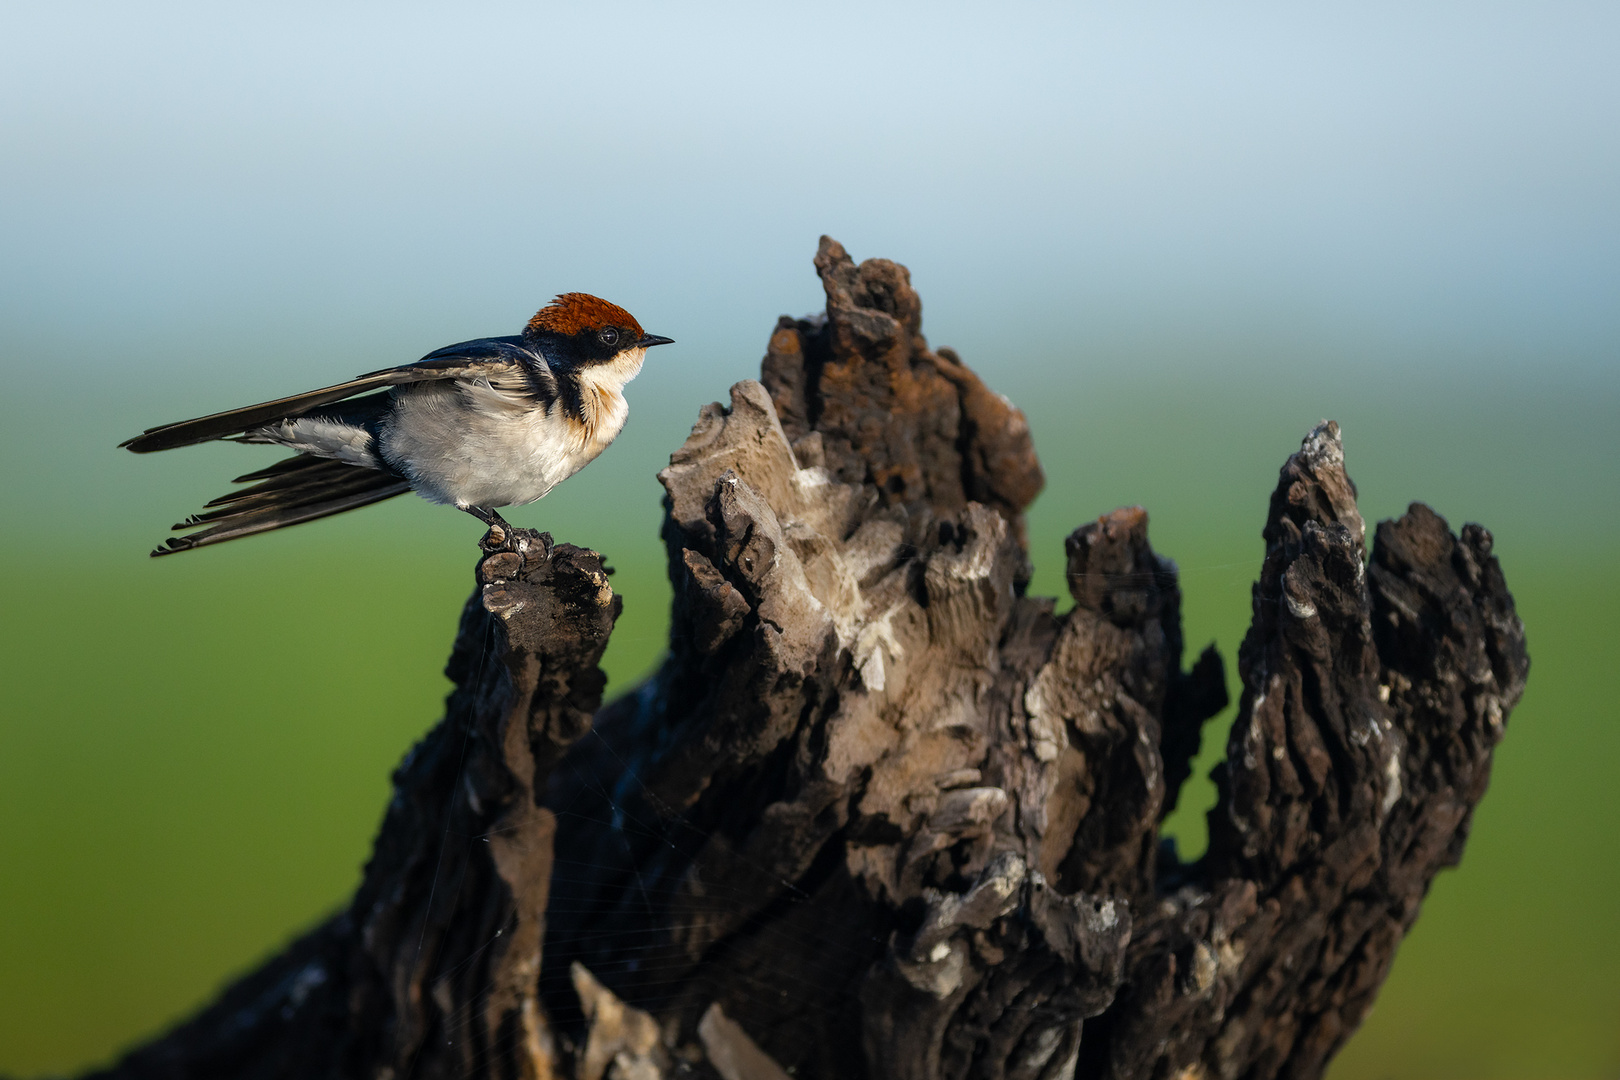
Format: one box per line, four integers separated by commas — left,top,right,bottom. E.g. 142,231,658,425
122,336,552,453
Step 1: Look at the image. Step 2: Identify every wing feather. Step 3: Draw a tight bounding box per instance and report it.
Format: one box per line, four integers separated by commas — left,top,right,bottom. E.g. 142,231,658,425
121,336,547,453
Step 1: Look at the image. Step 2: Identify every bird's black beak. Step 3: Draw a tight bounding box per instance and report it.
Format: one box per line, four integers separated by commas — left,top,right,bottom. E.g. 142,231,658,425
637,333,675,349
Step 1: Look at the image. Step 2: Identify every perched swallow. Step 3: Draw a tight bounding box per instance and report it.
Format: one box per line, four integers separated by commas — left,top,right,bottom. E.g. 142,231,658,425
122,293,672,556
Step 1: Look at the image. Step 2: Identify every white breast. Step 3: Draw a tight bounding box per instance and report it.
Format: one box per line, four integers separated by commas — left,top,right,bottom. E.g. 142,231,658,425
379,349,645,510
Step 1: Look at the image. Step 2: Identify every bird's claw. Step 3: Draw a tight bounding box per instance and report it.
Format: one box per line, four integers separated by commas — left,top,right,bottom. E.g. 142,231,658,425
467,506,556,561
468,506,516,552
479,522,515,553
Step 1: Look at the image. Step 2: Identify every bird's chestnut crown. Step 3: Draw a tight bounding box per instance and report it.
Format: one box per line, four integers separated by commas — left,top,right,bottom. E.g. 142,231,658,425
522,293,672,367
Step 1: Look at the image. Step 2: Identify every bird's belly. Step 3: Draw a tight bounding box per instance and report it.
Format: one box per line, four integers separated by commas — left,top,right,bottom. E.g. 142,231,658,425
380,386,603,509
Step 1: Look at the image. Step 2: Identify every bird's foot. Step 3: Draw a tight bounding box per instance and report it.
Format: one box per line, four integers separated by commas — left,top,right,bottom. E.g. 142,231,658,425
463,507,557,560
465,506,516,552
481,520,514,551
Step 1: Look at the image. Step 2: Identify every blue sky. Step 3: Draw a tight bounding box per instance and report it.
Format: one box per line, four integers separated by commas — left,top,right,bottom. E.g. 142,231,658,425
2,0,1615,387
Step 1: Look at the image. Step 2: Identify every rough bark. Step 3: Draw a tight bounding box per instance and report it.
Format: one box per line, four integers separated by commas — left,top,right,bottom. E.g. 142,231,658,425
81,237,1527,1080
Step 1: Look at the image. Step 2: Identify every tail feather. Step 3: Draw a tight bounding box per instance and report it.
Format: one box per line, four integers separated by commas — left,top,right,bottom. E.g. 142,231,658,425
152,453,411,556
232,455,331,483
183,468,401,525
204,457,371,510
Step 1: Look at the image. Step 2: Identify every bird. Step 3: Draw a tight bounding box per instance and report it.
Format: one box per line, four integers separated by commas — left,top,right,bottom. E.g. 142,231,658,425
121,293,673,556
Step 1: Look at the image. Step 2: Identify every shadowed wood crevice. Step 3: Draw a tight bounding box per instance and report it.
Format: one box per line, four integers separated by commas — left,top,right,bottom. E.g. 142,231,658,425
79,238,1526,1080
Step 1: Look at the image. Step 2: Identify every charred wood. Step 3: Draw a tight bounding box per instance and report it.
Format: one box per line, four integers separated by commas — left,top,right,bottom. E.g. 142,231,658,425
82,238,1526,1080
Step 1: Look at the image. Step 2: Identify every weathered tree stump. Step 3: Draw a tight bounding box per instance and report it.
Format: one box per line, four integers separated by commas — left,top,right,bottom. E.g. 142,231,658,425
82,238,1528,1080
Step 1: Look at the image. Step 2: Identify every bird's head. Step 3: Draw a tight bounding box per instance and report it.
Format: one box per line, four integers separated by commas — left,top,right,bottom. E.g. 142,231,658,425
522,293,673,370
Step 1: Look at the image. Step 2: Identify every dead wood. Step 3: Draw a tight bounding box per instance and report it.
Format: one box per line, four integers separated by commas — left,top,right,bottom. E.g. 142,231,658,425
81,238,1527,1080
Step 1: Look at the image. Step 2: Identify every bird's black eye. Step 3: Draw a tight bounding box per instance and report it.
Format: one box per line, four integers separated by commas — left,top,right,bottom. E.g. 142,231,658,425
598,327,620,347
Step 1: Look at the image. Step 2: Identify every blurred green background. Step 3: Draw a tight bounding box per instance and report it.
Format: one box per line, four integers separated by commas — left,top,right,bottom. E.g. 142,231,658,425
2,1,1616,1076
